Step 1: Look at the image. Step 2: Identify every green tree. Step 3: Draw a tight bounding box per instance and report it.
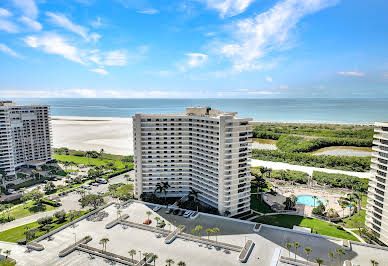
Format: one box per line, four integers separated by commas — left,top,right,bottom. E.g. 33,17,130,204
188,188,200,202
128,249,136,262
293,242,300,260
79,194,104,209
54,210,67,222
3,250,11,259
370,259,379,266
206,228,212,240
151,254,158,266
85,151,94,165
37,216,53,226
99,238,109,252
285,243,292,258
68,210,81,221
177,262,186,266
212,227,220,242
115,184,134,200
0,169,7,189
336,248,345,266
166,258,175,266
154,182,171,206
22,189,44,204
195,225,203,237
146,211,152,220
328,251,334,266
315,257,324,266
304,247,312,262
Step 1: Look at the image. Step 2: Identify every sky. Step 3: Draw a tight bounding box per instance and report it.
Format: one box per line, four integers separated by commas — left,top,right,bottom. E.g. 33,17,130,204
0,0,387,98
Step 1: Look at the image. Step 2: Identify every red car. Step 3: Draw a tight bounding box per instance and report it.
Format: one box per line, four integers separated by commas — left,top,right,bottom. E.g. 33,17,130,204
143,219,152,225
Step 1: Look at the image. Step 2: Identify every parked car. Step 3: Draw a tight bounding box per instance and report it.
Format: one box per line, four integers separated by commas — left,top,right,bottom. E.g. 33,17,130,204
96,178,107,184
173,209,180,215
153,206,161,212
178,209,185,216
165,208,172,214
190,211,198,218
183,210,193,218
7,189,16,194
143,219,152,225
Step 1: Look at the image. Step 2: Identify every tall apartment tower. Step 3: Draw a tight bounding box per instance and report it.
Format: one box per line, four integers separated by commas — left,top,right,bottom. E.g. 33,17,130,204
366,122,388,244
0,101,53,178
133,107,252,216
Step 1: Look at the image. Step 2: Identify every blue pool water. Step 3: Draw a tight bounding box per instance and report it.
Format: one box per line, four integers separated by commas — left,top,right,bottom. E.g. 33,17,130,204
296,195,327,207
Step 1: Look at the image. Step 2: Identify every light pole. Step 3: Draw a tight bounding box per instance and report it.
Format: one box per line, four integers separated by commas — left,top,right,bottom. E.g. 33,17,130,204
73,232,76,245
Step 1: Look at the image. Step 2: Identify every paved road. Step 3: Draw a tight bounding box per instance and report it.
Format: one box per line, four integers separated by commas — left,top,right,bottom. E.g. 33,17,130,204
0,172,134,232
251,159,371,179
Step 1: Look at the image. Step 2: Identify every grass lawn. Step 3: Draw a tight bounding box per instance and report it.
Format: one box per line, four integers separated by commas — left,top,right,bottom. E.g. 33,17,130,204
250,194,272,214
54,154,130,169
342,209,366,229
253,214,359,241
0,211,88,243
1,201,56,220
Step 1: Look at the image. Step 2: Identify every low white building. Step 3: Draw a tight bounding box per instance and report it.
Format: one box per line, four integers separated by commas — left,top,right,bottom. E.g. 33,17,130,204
0,101,53,179
367,122,388,245
133,107,252,216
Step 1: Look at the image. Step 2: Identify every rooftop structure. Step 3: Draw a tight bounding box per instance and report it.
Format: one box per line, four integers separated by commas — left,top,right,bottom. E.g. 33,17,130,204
132,107,252,216
0,101,53,178
366,122,388,245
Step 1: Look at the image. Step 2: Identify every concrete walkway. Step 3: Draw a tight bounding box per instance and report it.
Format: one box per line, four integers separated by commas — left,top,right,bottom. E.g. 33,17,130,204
251,159,371,179
0,209,58,232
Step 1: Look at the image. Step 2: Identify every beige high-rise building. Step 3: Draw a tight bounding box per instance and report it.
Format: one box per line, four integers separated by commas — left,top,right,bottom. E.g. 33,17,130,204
366,122,388,244
0,101,53,179
132,107,252,216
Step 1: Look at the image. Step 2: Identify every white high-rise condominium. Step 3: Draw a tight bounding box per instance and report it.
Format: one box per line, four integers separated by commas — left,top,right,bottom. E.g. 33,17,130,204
133,107,252,216
366,122,388,244
0,101,53,179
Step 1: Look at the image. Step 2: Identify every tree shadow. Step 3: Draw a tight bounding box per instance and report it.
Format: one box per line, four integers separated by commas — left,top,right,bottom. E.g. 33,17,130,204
28,204,47,213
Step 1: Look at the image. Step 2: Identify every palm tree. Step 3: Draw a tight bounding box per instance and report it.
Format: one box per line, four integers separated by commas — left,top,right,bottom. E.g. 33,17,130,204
146,210,152,220
206,228,212,240
99,148,104,161
188,188,200,202
328,251,334,266
195,225,203,237
312,195,318,207
191,228,196,235
3,250,11,260
336,248,345,266
315,257,324,266
285,243,292,258
99,238,109,252
151,254,158,266
212,227,220,242
128,249,136,262
293,242,300,260
117,209,122,219
267,168,272,179
304,247,312,262
371,259,379,266
168,223,172,232
166,258,175,266
154,182,171,206
155,217,160,224
143,252,150,261
177,262,186,266
0,169,7,189
85,151,93,165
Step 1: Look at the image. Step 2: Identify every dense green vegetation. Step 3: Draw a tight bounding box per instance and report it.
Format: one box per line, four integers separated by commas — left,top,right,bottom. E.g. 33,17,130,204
253,214,359,241
276,135,372,153
54,154,130,169
252,123,374,140
312,171,368,192
252,149,370,172
54,147,133,163
0,210,87,243
252,167,309,184
0,201,56,221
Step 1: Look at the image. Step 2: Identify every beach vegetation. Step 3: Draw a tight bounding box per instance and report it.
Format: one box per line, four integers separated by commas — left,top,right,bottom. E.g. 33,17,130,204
312,171,368,192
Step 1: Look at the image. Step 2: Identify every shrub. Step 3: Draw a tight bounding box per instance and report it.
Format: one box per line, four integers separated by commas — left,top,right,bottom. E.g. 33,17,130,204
312,171,368,192
37,216,53,226
17,238,27,245
40,198,61,207
73,151,85,157
252,149,370,172
54,210,67,222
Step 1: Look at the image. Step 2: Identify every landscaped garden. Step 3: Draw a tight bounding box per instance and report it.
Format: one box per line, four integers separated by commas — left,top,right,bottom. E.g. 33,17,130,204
253,214,359,241
0,201,56,221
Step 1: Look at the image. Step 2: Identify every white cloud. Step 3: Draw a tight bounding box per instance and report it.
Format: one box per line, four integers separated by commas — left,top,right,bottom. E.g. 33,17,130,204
0,19,19,33
0,43,22,58
136,9,159,15
200,0,255,17
186,53,208,67
24,33,83,64
19,16,42,31
66,89,97,98
266,76,273,82
46,12,89,39
12,0,38,19
90,68,108,75
91,17,102,28
218,0,338,72
337,71,365,77
0,8,12,17
104,50,127,66
384,73,388,78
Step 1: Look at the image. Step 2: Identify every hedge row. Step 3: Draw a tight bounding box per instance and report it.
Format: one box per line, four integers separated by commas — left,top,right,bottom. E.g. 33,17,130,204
276,135,372,153
312,171,368,192
40,198,61,207
252,149,371,172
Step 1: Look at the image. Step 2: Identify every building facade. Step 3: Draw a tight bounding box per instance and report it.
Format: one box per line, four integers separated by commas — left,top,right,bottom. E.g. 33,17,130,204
0,101,53,178
133,107,252,216
366,122,388,244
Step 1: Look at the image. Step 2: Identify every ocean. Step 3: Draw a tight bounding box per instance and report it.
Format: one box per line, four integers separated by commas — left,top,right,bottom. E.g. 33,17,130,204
12,98,388,124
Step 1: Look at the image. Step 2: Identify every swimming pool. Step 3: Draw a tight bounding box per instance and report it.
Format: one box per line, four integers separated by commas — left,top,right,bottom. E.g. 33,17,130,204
296,195,327,207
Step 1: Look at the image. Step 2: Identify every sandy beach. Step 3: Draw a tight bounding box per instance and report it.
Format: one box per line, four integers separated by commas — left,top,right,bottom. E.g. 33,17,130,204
52,116,133,155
